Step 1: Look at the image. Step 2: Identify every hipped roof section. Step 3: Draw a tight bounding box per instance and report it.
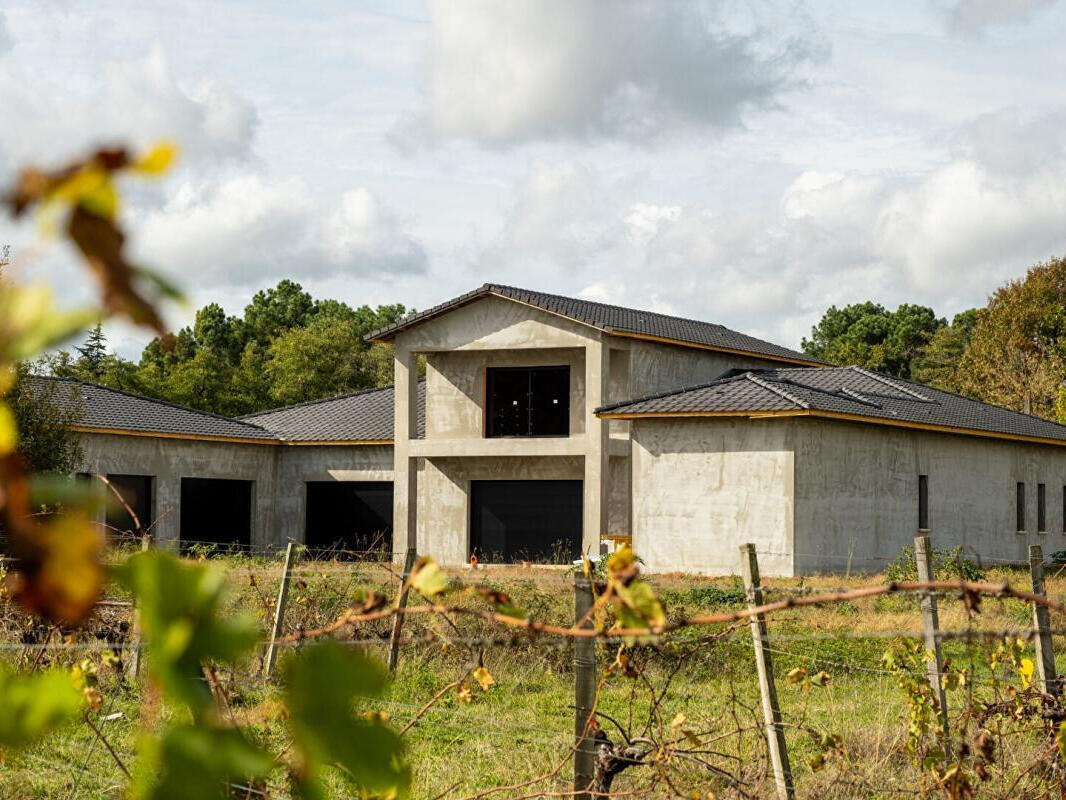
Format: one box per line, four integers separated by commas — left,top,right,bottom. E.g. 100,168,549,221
366,283,824,367
596,366,1066,447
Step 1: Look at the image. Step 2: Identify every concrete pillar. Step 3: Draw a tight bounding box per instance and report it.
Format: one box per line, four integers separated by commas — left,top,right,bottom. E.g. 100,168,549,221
154,473,181,550
392,343,419,558
583,338,609,556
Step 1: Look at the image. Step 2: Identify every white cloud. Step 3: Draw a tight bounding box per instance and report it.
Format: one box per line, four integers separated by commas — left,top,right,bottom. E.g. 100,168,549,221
398,0,823,146
132,174,427,288
0,45,256,175
0,11,11,56
945,0,1058,32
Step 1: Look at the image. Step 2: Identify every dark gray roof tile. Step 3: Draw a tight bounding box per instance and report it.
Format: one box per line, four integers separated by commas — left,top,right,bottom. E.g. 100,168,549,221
367,283,823,366
597,366,1066,444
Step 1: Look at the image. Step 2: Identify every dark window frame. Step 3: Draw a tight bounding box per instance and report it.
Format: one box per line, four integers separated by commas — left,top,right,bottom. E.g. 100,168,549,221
1038,483,1047,533
485,365,570,438
918,474,929,530
1017,482,1026,533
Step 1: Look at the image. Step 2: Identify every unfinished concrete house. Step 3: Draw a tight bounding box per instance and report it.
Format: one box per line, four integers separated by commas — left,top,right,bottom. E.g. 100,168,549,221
28,283,1066,575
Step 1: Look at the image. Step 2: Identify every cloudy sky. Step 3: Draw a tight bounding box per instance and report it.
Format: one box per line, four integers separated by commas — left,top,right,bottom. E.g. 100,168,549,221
2,0,1065,356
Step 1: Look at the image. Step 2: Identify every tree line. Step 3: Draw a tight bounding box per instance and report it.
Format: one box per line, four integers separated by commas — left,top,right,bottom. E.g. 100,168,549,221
32,255,1066,424
801,255,1066,422
38,280,410,416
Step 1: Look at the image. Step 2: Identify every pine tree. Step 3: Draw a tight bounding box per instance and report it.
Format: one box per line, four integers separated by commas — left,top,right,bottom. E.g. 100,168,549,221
75,323,107,379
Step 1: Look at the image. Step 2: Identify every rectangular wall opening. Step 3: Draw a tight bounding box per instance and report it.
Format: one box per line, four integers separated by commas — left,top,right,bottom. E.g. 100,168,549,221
918,474,929,530
104,474,153,540
1038,483,1047,532
486,366,569,437
470,480,582,563
1017,482,1026,533
180,478,253,552
304,481,393,559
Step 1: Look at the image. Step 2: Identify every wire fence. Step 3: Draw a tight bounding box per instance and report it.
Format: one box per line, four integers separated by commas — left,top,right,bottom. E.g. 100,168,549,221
5,535,1066,799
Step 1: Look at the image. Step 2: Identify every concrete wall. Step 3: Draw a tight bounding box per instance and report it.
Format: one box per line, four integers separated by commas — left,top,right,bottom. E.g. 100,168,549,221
425,348,587,439
78,432,280,550
629,340,789,397
78,433,394,552
272,445,394,546
793,419,1066,573
418,455,584,564
630,418,795,576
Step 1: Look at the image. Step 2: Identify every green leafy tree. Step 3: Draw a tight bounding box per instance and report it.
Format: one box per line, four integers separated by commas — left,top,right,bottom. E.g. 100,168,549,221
802,302,945,378
911,309,978,391
9,363,83,474
955,256,1066,420
266,315,374,407
243,279,315,346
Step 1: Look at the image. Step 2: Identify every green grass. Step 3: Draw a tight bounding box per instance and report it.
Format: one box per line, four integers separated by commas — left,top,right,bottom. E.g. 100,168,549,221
2,557,1064,799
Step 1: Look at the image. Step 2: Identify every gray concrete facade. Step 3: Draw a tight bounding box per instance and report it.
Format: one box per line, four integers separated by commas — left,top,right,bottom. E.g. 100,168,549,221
629,415,1066,577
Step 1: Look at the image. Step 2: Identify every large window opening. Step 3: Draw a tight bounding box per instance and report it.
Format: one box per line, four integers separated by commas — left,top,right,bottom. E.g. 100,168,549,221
104,474,153,540
304,481,393,559
469,480,582,563
180,478,253,553
486,366,569,437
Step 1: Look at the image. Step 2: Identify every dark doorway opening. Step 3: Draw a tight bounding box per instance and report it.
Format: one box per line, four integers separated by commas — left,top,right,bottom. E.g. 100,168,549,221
305,481,393,559
104,474,153,540
470,480,582,563
486,365,569,437
180,478,253,552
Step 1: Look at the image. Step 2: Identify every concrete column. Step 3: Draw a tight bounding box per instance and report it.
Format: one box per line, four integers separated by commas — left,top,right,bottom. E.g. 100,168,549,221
392,343,419,557
153,472,181,550
583,338,609,556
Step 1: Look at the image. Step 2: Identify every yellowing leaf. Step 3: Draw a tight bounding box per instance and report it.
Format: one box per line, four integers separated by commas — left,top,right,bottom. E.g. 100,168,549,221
50,167,118,219
614,579,667,629
410,557,449,599
472,666,495,692
134,141,179,175
671,712,687,729
786,667,808,685
0,403,17,455
811,671,831,687
0,667,84,748
457,685,474,704
607,544,636,575
1019,657,1035,689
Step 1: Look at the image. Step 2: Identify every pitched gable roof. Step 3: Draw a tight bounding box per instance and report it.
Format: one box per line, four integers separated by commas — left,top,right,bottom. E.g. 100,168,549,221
27,376,278,442
239,382,425,442
597,366,1066,447
367,283,823,366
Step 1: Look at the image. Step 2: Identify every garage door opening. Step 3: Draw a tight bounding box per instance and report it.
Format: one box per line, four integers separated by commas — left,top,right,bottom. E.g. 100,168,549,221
305,481,393,559
104,474,153,540
470,480,582,563
180,478,253,553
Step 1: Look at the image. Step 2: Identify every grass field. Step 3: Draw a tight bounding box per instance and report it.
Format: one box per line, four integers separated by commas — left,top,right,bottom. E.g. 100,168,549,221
2,549,1065,799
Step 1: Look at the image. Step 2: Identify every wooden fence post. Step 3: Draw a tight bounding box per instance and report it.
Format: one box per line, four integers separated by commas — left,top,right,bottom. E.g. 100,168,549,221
739,544,794,800
1028,545,1060,696
573,569,597,800
263,541,297,679
126,533,152,680
388,547,418,673
914,533,950,751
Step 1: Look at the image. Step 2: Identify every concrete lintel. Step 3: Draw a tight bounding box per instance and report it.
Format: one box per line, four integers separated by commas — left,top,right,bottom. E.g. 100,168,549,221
408,436,586,459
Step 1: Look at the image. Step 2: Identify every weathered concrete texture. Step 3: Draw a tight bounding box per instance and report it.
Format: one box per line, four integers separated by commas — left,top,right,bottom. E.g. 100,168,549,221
78,432,279,550
425,348,587,439
792,419,1066,573
628,340,786,398
418,455,585,564
78,433,394,551
273,445,393,547
630,418,795,577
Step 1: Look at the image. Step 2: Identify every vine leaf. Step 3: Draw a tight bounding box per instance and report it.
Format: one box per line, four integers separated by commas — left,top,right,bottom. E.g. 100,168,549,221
135,725,274,800
409,556,449,599
0,667,83,748
283,641,410,799
115,551,259,716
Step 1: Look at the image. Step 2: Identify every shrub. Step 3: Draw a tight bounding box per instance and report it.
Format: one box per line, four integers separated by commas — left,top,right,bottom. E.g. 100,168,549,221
884,544,985,583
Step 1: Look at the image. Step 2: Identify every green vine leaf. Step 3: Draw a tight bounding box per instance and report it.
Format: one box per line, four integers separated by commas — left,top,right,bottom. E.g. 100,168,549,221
135,725,274,800
283,641,410,799
114,550,258,716
0,667,83,748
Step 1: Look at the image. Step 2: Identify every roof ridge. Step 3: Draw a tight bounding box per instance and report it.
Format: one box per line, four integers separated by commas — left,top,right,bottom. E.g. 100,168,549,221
848,366,934,402
28,374,276,435
237,381,420,420
745,373,810,410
